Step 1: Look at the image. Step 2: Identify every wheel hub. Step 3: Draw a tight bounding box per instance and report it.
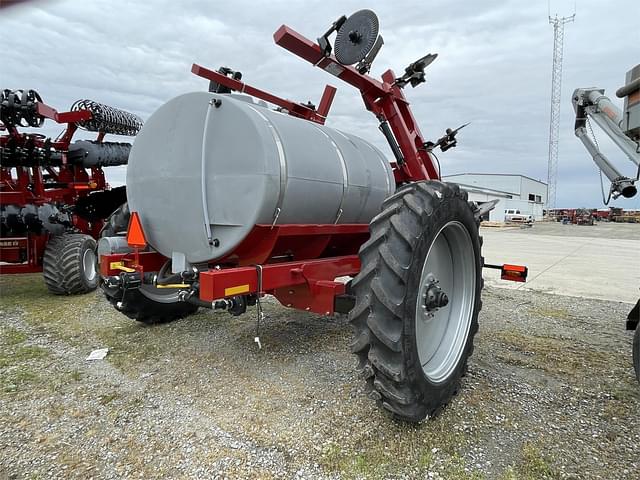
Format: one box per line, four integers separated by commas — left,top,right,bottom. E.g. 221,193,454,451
423,278,449,312
348,30,362,44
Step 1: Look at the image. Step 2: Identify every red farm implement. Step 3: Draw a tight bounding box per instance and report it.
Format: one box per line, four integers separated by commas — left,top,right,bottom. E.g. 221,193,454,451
0,89,141,294
99,10,527,421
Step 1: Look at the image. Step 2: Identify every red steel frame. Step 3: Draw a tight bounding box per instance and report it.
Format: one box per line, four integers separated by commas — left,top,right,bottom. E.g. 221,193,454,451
101,22,444,315
274,25,440,183
0,102,106,274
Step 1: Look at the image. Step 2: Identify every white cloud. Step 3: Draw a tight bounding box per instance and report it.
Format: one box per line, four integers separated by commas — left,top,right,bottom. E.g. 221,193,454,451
2,0,638,208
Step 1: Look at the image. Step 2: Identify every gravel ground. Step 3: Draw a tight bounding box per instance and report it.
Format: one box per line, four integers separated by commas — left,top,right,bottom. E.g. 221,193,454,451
0,274,638,479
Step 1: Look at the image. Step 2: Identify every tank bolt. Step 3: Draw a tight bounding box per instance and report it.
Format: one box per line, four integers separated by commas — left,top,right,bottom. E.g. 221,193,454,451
212,238,220,247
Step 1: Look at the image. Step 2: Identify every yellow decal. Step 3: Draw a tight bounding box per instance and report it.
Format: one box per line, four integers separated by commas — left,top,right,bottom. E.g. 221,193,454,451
110,261,136,273
225,284,250,296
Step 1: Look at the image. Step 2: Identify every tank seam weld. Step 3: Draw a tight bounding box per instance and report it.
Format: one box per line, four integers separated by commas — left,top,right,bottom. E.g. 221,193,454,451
311,125,348,223
247,105,287,226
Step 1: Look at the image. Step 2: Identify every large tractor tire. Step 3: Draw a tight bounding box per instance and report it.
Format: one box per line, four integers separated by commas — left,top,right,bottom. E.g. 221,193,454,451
102,286,199,325
43,234,99,295
349,181,483,422
633,326,639,383
100,203,198,325
628,299,639,383
100,201,130,237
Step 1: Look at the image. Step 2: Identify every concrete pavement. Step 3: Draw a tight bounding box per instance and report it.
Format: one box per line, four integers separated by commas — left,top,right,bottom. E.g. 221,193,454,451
480,223,639,303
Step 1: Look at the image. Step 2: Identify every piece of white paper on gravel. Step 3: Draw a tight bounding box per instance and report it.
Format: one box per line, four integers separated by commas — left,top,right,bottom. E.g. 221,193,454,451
86,348,109,361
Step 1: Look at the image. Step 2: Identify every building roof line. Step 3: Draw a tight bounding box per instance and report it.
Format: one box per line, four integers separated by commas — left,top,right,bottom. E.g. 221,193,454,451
443,173,548,185
452,183,517,197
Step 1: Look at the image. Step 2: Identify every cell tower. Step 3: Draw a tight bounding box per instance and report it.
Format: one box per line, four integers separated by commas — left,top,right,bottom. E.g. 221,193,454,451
546,12,575,209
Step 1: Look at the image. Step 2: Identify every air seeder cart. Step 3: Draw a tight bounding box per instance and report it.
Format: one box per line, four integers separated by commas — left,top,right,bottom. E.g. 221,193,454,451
99,11,527,421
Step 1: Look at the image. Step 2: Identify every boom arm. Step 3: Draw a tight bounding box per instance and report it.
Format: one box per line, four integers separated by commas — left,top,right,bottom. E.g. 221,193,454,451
273,25,441,183
572,87,640,199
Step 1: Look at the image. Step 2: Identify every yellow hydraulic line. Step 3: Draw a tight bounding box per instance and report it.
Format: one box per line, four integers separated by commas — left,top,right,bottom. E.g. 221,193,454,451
110,261,191,289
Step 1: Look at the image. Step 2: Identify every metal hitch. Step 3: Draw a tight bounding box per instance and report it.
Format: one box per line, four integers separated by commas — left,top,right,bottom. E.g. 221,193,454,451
104,271,142,290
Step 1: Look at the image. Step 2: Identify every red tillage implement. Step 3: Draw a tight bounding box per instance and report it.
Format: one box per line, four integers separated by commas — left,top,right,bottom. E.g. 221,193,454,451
0,89,141,293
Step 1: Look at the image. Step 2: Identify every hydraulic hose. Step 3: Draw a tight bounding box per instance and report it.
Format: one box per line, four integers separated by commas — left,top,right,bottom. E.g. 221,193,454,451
155,260,183,286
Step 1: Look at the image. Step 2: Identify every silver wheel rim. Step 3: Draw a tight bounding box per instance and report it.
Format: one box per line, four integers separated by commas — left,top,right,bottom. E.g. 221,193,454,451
415,221,476,384
82,249,97,282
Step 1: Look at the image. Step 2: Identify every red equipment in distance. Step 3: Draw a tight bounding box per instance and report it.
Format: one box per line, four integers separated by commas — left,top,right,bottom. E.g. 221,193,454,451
1,90,139,295
0,101,107,274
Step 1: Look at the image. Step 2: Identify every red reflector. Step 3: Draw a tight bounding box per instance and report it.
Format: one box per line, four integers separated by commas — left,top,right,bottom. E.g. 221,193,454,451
127,211,147,248
501,264,528,283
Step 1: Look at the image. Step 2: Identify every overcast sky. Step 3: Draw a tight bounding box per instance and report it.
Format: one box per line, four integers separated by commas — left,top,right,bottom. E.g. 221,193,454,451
2,0,639,208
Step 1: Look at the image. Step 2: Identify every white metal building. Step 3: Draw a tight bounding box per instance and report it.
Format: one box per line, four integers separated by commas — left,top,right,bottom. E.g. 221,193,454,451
442,173,548,222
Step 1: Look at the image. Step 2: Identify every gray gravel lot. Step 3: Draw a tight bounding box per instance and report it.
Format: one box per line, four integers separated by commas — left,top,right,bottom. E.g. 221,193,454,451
1,272,638,479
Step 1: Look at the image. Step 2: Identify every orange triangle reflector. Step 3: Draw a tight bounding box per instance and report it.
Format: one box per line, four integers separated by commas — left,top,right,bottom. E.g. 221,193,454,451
127,211,147,248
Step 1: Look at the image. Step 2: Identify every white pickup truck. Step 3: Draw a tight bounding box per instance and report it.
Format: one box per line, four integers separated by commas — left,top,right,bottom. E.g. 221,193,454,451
504,209,533,223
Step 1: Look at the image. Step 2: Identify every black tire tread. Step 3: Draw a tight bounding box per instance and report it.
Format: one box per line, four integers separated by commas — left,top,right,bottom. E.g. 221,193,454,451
100,203,198,325
633,326,639,383
100,202,130,237
102,287,198,325
43,234,98,295
349,180,483,422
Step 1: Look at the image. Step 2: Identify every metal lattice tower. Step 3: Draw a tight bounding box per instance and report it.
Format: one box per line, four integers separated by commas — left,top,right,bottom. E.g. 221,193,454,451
546,13,575,209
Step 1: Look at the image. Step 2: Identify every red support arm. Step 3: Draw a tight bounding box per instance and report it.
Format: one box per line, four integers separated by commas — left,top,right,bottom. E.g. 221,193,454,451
36,102,91,124
317,85,337,120
273,24,440,182
191,63,334,125
274,26,387,97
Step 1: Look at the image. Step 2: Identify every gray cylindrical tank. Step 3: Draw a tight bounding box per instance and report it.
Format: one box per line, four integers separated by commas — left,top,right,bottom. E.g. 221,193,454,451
127,91,394,263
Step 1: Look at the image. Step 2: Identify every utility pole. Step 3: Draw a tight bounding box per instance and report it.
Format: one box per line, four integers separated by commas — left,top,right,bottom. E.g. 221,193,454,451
547,12,575,209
